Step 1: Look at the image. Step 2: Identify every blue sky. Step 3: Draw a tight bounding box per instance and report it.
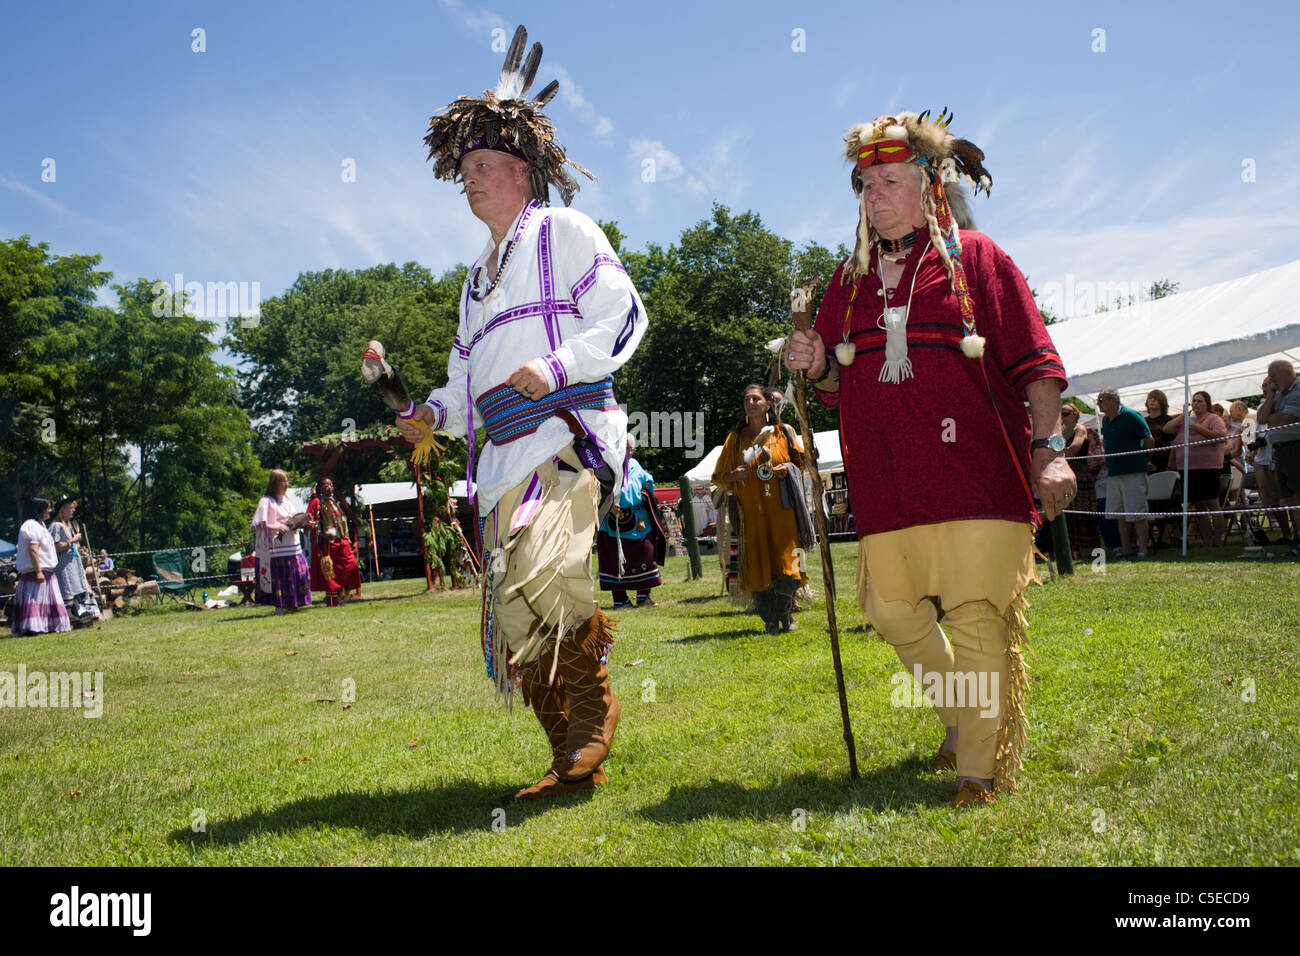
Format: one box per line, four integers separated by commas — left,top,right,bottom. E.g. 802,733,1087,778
3,0,1298,328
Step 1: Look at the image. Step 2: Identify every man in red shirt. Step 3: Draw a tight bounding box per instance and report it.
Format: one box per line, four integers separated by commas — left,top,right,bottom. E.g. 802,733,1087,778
787,111,1074,805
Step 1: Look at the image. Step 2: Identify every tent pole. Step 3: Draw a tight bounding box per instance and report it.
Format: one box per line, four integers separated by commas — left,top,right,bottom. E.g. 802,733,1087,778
1182,353,1190,557
368,504,380,579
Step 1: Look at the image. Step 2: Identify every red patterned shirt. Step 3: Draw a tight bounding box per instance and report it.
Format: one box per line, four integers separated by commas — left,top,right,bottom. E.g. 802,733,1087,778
812,230,1066,536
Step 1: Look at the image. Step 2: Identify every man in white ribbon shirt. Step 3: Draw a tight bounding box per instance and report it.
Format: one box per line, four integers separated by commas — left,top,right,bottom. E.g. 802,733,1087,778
399,26,647,800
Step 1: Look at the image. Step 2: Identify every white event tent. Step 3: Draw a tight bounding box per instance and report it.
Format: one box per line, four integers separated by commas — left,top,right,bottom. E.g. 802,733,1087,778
1052,259,1300,406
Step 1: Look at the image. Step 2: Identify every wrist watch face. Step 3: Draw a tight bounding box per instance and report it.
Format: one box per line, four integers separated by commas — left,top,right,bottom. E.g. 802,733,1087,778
1033,434,1066,453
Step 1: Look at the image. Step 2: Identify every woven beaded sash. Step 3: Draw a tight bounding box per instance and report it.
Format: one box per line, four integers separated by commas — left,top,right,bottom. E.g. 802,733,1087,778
477,376,619,446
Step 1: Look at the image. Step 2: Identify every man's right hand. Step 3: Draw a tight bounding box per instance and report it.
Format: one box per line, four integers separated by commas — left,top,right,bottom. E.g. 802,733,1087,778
785,329,827,379
395,404,438,442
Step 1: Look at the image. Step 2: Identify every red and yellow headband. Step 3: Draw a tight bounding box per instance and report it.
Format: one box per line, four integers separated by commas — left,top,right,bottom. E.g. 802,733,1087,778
856,139,914,168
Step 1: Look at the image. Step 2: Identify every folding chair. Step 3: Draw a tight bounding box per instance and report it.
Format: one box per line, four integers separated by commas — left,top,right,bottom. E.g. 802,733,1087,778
1221,467,1246,540
151,549,194,603
1237,479,1273,545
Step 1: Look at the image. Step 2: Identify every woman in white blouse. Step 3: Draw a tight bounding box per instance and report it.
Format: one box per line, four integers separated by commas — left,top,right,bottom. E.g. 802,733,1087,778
250,469,312,614
11,497,71,635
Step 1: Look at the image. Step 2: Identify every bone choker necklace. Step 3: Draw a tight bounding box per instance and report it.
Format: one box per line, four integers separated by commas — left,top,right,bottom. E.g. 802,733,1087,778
878,232,917,255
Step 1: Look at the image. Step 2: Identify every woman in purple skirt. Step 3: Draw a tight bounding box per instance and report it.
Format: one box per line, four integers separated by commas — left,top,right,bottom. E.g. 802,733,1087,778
251,469,312,614
12,497,71,636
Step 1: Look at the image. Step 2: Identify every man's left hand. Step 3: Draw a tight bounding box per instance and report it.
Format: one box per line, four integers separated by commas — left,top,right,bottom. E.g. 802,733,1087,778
508,361,550,401
1033,454,1077,521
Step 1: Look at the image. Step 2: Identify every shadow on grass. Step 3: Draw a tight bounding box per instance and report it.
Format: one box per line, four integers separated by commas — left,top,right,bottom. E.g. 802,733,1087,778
637,759,953,822
668,627,766,643
169,780,591,848
344,591,459,604
201,591,440,624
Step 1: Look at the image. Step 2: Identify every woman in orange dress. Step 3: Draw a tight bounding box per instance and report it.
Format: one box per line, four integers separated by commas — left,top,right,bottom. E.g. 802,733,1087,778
712,385,805,633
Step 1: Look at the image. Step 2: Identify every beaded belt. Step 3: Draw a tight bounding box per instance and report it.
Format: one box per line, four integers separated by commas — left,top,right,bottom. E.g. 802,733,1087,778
477,376,619,446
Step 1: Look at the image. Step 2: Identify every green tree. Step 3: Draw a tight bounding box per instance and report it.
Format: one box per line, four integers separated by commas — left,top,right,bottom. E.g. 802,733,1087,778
0,236,110,538
598,220,625,256
1103,277,1180,312
104,280,264,551
1026,276,1062,326
616,207,846,480
1149,278,1179,300
225,263,466,476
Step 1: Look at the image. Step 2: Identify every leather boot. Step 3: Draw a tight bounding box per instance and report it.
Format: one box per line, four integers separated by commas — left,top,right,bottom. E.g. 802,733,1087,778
754,588,779,634
555,610,620,782
773,575,797,631
511,650,610,800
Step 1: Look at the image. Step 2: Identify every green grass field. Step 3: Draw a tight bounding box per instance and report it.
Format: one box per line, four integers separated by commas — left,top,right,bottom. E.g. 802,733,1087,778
2,542,1297,866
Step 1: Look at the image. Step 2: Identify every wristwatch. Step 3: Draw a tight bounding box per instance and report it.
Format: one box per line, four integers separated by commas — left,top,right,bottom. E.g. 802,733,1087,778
1030,434,1066,455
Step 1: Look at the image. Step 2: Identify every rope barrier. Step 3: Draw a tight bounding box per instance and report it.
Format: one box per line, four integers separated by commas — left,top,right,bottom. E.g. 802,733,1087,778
1072,420,1297,461
103,542,242,560
1062,504,1296,519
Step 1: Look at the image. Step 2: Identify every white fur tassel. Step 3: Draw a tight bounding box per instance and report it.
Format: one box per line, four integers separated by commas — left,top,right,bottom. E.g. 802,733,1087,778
961,334,986,358
742,426,774,465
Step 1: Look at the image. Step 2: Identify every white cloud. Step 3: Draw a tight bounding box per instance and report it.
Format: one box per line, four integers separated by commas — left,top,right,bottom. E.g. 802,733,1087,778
81,98,488,298
973,100,1023,154
546,63,615,139
885,80,907,113
0,174,70,215
438,0,508,36
628,139,685,181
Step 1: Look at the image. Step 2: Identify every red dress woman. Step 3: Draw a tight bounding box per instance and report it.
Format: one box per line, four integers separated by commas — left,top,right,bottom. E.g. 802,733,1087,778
307,477,364,605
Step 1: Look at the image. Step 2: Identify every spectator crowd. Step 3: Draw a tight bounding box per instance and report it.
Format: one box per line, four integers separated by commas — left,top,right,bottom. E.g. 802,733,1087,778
1055,359,1300,559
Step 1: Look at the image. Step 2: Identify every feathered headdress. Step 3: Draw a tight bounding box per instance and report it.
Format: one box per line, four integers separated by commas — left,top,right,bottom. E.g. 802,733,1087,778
843,109,991,358
423,25,594,206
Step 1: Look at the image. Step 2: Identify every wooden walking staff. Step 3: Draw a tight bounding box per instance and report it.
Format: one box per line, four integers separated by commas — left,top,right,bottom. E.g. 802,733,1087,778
788,274,859,779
